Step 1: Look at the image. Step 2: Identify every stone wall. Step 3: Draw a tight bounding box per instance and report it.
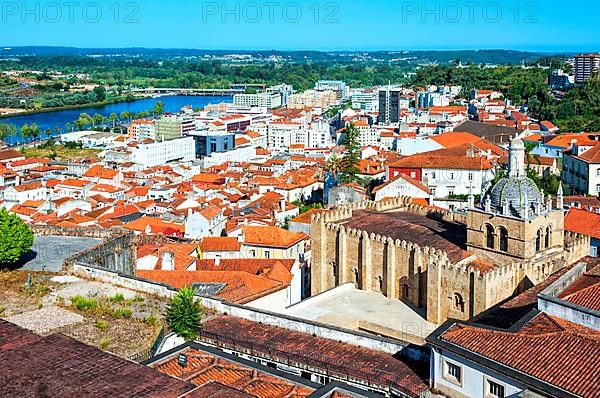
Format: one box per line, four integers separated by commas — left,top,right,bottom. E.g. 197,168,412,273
32,225,119,239
72,262,408,354
67,233,136,274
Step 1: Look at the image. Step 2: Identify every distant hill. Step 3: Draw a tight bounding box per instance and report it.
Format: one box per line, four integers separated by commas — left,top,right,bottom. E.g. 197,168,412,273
0,46,563,65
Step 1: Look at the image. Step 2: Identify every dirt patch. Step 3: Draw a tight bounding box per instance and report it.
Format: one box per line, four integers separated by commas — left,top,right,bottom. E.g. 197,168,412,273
0,270,168,359
0,270,58,316
59,318,162,358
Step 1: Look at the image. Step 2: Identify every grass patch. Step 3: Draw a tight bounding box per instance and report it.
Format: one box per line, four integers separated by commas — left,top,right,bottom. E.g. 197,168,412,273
100,337,110,350
108,293,125,303
132,295,144,303
145,314,157,327
0,306,5,316
71,295,98,312
112,307,133,319
21,144,101,162
95,320,110,332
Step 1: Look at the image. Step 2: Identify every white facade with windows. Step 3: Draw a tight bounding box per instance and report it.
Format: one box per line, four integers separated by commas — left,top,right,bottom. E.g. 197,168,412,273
431,349,525,398
234,92,282,109
561,143,600,196
267,121,332,151
351,91,378,112
388,167,493,198
131,137,196,167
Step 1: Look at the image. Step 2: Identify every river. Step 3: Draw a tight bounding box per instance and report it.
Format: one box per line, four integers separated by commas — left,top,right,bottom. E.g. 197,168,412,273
1,95,232,144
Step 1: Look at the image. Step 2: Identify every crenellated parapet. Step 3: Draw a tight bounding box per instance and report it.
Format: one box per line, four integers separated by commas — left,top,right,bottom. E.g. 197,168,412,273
312,195,451,226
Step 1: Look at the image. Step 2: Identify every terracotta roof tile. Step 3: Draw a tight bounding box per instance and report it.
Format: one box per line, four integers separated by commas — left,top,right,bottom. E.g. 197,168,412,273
153,348,313,398
438,313,600,397
199,316,428,396
242,226,306,248
564,207,600,239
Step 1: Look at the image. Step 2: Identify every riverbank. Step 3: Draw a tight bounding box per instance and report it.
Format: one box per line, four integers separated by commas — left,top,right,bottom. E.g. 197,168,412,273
0,96,143,120
0,95,233,145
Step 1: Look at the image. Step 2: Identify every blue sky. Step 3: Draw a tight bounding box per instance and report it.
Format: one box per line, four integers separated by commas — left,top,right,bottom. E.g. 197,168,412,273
2,0,599,51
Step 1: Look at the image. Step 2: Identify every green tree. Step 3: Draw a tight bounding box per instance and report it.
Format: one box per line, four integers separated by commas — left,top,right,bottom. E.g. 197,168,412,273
339,123,361,184
109,112,118,127
93,85,106,102
20,123,32,142
44,127,52,138
325,154,343,179
30,123,41,140
120,111,131,121
165,286,203,340
152,101,165,115
93,113,104,127
0,123,17,141
0,208,34,266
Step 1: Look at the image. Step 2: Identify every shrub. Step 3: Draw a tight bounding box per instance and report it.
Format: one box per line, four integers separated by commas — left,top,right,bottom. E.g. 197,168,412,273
71,295,98,311
165,286,203,341
0,208,34,266
99,337,109,350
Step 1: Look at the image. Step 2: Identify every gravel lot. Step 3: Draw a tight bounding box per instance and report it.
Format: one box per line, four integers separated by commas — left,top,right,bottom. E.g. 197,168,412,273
4,305,85,334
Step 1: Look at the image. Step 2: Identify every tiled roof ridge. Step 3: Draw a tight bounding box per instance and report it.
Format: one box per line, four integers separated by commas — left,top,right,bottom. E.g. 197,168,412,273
184,355,220,381
562,276,600,302
446,314,600,342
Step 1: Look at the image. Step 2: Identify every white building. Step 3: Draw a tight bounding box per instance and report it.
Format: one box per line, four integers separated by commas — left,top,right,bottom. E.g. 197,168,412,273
3,182,48,204
233,92,282,109
131,137,196,168
562,141,600,195
185,206,227,239
201,144,256,168
372,174,430,202
350,90,378,112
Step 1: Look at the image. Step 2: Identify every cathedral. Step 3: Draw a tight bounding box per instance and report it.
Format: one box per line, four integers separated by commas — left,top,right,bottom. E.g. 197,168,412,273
311,137,589,324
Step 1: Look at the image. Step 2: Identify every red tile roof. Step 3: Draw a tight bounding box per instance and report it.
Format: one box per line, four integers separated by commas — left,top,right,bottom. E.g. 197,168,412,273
199,316,429,397
437,313,600,397
153,348,314,398
388,145,494,171
564,207,600,239
559,261,600,312
242,226,306,248
137,269,287,304
200,237,242,252
83,165,119,180
0,320,193,397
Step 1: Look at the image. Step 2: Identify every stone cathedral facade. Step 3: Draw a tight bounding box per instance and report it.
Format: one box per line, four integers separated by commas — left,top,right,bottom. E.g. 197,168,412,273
311,137,589,324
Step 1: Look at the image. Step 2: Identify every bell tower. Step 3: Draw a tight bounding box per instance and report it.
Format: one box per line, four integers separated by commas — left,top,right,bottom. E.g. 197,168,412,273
466,137,565,264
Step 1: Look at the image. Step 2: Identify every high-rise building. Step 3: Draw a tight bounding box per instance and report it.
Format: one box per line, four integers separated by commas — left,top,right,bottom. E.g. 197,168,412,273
156,113,196,140
377,86,404,125
574,54,600,84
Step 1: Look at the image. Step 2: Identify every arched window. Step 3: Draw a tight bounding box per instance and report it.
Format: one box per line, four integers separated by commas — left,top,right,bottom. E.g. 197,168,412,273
545,226,552,248
401,284,409,299
536,229,543,252
499,227,509,252
485,224,495,249
453,293,465,312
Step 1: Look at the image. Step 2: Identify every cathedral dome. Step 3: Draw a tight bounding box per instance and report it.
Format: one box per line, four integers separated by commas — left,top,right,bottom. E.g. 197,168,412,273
487,176,542,216
480,134,544,218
